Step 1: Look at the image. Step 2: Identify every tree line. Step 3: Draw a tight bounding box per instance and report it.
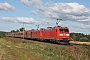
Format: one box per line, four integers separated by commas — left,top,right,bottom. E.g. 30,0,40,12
0,27,25,38
0,31,6,38
70,33,90,42
10,27,25,32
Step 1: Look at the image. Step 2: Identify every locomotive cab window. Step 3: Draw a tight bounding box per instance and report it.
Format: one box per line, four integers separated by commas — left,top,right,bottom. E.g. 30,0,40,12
64,29,69,32
60,29,69,32
60,29,63,32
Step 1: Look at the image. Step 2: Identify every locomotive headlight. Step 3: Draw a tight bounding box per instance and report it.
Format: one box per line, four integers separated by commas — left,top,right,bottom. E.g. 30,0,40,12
66,34,69,36
60,34,63,36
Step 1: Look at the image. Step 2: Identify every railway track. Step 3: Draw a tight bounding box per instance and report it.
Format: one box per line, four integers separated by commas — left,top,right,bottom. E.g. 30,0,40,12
70,41,90,46
25,38,90,46
6,37,90,47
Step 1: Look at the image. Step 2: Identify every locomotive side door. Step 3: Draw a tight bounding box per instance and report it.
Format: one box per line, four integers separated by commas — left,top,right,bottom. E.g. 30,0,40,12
55,27,61,41
55,29,57,39
31,32,32,38
55,29,59,40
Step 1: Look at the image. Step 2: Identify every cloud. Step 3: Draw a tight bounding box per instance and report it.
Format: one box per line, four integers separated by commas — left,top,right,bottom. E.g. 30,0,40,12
0,17,37,24
38,2,90,25
21,0,42,7
20,1,90,34
40,20,55,26
21,1,90,25
0,25,16,32
0,2,15,11
68,23,90,29
62,22,90,34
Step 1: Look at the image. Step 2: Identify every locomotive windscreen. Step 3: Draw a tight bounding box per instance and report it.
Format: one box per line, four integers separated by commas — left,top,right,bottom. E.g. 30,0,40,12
60,29,69,32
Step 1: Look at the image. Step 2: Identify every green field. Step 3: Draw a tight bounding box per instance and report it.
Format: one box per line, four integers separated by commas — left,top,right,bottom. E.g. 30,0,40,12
0,37,90,60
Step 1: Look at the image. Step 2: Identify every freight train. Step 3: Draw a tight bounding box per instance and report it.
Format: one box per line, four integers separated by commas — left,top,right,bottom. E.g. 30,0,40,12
6,26,70,44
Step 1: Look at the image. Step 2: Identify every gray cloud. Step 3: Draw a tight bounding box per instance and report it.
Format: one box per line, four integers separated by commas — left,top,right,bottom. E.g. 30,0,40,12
0,2,15,11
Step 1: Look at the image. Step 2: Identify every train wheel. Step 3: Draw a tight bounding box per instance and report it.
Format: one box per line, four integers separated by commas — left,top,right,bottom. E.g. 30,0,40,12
57,41,60,44
40,39,44,42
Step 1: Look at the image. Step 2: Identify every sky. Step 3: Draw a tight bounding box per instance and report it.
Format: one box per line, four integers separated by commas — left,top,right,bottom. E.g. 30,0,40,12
0,0,90,34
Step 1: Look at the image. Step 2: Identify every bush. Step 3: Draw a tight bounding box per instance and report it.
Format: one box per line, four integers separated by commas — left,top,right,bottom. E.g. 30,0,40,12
0,31,6,38
70,33,90,42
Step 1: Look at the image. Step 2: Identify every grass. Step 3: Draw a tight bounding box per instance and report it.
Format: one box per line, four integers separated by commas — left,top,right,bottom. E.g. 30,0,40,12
0,42,11,60
0,37,90,60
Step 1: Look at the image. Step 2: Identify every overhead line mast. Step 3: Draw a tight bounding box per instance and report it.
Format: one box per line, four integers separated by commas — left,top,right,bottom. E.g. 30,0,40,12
23,22,24,39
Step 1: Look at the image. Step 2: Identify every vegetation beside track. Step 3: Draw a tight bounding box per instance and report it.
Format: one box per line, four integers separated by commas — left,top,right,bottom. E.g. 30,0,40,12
0,31,6,38
70,33,90,42
0,37,90,60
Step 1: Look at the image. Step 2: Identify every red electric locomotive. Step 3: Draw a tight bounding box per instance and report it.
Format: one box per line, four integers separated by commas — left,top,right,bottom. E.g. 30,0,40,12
30,26,70,44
